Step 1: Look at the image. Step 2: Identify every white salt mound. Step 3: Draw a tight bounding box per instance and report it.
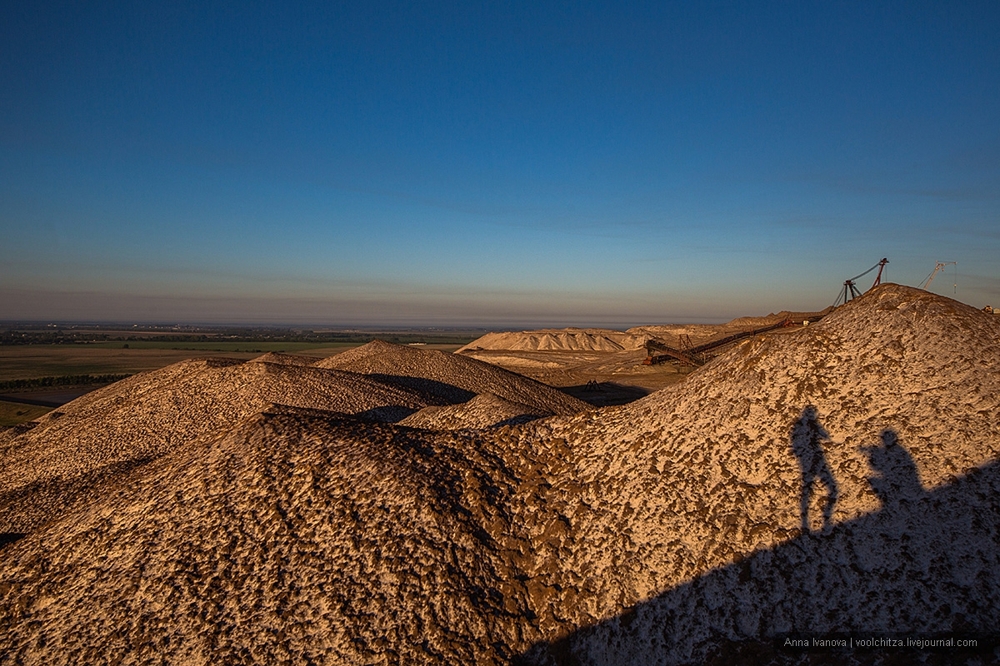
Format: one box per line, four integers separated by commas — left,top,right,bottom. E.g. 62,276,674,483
458,328,647,352
1,285,998,665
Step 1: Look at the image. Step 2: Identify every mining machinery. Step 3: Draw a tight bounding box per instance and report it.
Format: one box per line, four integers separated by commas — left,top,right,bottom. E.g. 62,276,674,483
642,315,826,367
920,261,957,290
834,258,889,307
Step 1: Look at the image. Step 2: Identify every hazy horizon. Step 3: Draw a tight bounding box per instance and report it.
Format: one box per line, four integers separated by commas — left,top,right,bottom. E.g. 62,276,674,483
0,283,833,328
3,2,998,324
0,304,739,330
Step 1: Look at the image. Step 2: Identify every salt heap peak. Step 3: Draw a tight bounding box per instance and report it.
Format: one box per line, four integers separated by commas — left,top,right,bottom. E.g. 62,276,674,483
457,329,640,352
245,351,320,366
317,339,589,415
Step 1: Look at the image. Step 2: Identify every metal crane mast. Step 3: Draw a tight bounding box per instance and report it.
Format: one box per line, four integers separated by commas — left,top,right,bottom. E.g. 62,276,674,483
870,257,889,289
834,258,889,307
921,261,957,290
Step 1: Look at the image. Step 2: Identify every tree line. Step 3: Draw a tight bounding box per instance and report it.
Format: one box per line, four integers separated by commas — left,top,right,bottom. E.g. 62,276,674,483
0,374,132,391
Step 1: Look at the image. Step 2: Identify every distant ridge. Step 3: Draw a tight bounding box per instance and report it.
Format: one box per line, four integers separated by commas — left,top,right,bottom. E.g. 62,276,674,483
457,312,831,355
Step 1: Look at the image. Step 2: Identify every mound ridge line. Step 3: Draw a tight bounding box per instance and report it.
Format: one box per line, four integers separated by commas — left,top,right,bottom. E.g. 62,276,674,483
399,392,546,430
0,344,591,536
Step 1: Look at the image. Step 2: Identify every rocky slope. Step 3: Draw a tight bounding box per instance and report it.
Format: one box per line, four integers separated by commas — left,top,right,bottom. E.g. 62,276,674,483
519,284,1000,663
0,407,543,665
1,285,998,665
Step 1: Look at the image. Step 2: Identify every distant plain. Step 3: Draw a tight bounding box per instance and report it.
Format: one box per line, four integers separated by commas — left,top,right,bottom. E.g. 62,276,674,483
0,343,466,381
0,315,824,424
0,328,476,424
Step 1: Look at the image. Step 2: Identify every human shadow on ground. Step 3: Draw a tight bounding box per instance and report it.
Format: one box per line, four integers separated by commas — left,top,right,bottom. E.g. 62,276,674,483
862,429,925,510
516,430,1000,665
790,406,839,534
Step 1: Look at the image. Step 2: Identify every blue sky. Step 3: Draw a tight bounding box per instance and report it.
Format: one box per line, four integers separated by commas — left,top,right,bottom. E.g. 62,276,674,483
2,1,998,326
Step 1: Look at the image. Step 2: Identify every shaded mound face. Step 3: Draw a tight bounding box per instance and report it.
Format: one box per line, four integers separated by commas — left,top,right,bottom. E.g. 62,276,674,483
2,285,998,665
524,460,1000,665
317,340,588,415
0,359,431,534
399,393,545,430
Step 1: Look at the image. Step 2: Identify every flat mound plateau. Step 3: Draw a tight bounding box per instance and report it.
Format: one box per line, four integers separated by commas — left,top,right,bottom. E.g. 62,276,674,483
1,285,998,665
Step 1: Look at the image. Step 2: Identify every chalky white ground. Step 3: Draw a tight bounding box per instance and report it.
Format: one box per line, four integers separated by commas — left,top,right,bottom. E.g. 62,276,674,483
0,285,998,665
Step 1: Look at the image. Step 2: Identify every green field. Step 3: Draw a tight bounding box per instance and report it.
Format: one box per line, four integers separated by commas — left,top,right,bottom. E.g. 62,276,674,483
0,332,476,425
86,340,365,352
0,400,52,427
0,341,471,382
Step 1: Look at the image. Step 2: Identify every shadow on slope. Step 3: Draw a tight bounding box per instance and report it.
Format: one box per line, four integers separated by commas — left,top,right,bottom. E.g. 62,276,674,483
0,455,158,535
367,373,477,404
0,532,24,550
494,414,547,428
355,404,420,422
519,433,1000,666
559,382,652,407
791,405,839,535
